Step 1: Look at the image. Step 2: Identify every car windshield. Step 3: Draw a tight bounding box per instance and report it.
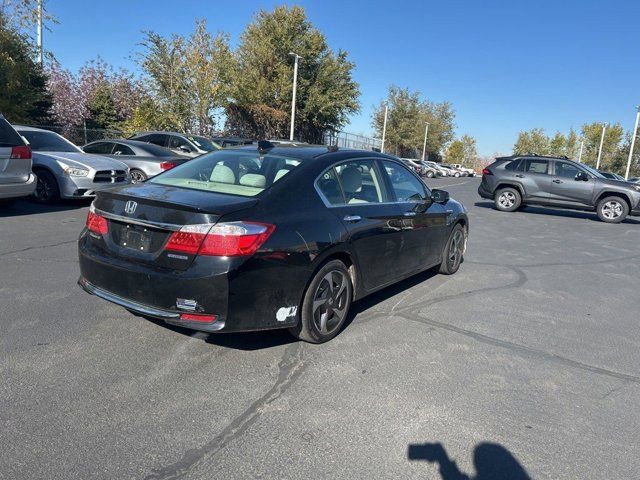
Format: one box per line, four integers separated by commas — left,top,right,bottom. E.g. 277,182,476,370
149,149,302,197
579,163,605,178
19,130,81,153
188,136,220,152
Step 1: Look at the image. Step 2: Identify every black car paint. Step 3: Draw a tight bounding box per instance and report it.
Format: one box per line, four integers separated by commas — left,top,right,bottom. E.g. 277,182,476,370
79,147,468,334
479,156,640,214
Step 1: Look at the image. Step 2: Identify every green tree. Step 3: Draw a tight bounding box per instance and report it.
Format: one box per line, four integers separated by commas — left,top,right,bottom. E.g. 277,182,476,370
513,128,550,155
580,122,624,170
0,16,52,123
549,132,566,156
371,85,455,158
85,84,120,130
227,5,360,142
446,140,464,164
460,134,478,166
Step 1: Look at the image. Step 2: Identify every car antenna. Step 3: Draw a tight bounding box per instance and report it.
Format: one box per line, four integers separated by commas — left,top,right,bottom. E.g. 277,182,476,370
257,140,275,154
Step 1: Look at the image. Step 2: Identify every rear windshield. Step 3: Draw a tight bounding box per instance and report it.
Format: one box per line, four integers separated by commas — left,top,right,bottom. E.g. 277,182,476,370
0,119,24,147
149,149,302,197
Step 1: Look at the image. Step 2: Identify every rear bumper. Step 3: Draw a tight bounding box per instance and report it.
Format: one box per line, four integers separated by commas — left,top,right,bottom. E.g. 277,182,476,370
478,182,493,199
0,173,36,199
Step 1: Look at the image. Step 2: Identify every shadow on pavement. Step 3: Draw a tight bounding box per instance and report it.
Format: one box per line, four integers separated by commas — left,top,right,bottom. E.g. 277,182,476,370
408,441,531,480
474,201,640,224
0,198,92,218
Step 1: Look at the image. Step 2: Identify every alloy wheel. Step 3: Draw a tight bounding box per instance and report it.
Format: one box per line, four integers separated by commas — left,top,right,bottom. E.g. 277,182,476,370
312,270,349,335
498,191,516,208
602,200,623,220
447,229,465,271
130,170,146,183
35,174,53,202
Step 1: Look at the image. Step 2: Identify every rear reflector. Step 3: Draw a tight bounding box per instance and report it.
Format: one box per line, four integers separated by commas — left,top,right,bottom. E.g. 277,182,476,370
179,313,217,323
159,161,178,171
482,168,492,175
164,222,275,257
10,145,31,159
86,210,108,235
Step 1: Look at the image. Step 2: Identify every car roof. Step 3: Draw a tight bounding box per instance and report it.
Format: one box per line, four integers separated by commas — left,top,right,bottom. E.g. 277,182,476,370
496,154,573,162
230,144,392,161
13,125,51,132
88,138,154,147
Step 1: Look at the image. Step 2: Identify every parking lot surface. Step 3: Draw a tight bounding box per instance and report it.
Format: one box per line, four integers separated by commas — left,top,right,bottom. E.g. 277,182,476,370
2,177,640,479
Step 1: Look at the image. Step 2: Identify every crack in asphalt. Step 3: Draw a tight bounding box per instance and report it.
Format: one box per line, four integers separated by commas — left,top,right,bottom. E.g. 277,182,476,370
0,239,77,258
145,342,307,480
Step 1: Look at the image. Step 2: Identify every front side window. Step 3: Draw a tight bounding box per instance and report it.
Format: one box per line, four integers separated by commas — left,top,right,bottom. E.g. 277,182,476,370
169,136,194,152
555,162,580,179
523,159,549,174
382,160,427,202
84,142,114,154
149,150,303,197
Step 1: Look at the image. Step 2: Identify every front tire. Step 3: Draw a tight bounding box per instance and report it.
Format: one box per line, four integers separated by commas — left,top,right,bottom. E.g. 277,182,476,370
426,171,434,178
33,169,60,204
438,224,466,275
494,187,521,212
289,260,353,344
454,172,461,177
597,196,628,223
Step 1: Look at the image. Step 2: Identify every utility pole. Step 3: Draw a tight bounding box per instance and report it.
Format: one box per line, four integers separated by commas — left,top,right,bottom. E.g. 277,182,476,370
578,139,584,162
381,104,388,153
625,106,640,180
596,123,607,170
288,52,301,141
421,123,430,161
36,0,43,65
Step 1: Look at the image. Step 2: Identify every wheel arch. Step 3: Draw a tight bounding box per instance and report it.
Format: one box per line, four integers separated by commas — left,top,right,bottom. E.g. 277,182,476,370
495,182,524,197
596,191,632,210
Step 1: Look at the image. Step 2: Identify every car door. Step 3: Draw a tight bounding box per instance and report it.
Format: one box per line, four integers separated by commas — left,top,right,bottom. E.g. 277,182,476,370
316,159,405,292
83,142,115,155
381,159,448,273
548,161,595,207
517,158,552,203
168,135,196,156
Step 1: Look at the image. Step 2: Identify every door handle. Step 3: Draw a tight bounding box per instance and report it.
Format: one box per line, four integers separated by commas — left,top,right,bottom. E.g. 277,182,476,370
403,211,417,217
552,179,562,184
343,215,362,222
515,174,525,178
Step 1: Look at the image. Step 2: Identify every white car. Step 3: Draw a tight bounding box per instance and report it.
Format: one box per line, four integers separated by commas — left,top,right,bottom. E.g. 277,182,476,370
450,164,476,177
16,126,131,204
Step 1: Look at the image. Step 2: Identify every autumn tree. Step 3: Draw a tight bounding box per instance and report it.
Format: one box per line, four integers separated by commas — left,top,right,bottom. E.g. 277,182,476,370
371,85,455,158
227,6,360,142
513,128,550,155
579,122,624,169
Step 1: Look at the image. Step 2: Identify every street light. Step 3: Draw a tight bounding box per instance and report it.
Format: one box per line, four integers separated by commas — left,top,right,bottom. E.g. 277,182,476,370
36,0,43,65
625,106,640,180
596,123,607,170
381,104,388,154
288,52,301,141
421,123,430,161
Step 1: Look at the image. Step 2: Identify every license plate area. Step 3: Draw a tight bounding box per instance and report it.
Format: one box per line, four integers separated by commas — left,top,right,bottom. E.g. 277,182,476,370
119,224,152,252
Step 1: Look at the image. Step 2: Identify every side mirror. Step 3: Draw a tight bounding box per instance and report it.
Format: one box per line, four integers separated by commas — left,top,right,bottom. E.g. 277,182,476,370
575,172,588,181
431,189,450,204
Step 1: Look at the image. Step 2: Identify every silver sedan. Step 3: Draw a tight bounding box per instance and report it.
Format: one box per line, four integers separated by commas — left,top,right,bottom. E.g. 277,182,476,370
82,139,191,183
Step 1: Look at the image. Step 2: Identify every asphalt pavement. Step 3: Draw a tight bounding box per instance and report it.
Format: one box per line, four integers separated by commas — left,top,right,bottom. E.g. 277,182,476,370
2,177,640,479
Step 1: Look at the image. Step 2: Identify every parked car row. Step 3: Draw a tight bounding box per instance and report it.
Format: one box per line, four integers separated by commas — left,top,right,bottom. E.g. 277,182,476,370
400,158,476,178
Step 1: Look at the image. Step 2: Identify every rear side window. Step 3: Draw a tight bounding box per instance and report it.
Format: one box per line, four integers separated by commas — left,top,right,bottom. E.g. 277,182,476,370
317,168,345,205
335,160,386,204
84,142,114,154
0,118,24,147
523,159,549,174
113,144,134,156
505,160,521,171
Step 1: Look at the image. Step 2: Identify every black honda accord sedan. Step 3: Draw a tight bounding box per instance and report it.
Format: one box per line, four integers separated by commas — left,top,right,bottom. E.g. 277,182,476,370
78,142,468,343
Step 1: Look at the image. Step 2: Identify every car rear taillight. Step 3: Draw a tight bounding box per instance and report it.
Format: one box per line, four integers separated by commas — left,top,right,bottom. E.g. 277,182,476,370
86,210,108,235
10,145,31,159
179,313,217,323
482,168,492,176
160,161,178,171
164,222,275,257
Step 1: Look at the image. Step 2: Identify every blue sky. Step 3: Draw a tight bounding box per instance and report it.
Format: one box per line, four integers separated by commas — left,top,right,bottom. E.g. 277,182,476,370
44,0,640,155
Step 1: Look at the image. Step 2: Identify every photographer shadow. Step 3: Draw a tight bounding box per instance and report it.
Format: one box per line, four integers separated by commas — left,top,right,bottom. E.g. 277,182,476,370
408,441,531,480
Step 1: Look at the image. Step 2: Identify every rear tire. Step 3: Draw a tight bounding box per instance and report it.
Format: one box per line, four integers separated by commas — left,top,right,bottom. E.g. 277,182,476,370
33,169,60,204
426,171,435,178
494,187,521,212
596,196,628,223
438,224,466,275
129,169,147,183
454,172,461,177
288,260,353,344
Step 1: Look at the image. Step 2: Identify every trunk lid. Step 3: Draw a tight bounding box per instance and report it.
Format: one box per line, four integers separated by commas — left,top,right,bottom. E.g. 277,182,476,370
91,183,258,269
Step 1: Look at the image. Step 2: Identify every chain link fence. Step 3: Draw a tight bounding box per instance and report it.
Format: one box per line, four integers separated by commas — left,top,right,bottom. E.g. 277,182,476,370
323,131,381,151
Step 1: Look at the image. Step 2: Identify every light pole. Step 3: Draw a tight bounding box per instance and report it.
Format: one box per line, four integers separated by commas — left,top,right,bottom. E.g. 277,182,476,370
596,123,607,170
578,139,584,162
421,123,430,161
381,104,388,153
36,0,43,65
625,106,640,180
288,52,301,141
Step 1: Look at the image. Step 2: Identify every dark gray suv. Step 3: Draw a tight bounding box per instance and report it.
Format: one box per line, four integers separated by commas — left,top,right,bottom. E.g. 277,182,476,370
478,155,640,223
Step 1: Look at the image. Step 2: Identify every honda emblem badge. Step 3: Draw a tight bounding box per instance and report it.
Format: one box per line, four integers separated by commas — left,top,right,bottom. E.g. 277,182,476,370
124,200,137,215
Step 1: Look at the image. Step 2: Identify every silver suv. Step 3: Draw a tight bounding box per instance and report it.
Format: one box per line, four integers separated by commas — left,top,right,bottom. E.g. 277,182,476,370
0,115,36,203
